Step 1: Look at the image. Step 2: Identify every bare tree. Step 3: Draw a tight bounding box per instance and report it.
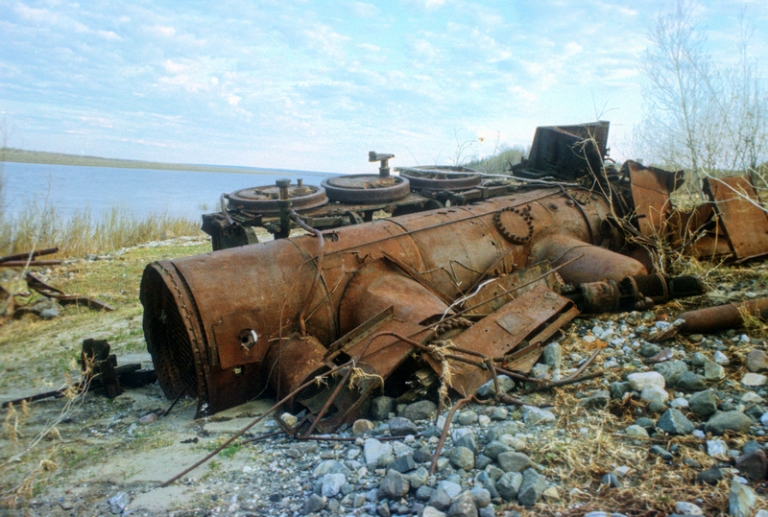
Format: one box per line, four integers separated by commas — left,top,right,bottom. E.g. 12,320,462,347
636,1,767,187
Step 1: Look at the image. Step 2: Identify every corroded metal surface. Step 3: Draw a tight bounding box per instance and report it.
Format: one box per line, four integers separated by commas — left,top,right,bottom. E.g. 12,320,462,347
398,166,482,191
679,298,768,334
226,183,328,213
705,176,768,261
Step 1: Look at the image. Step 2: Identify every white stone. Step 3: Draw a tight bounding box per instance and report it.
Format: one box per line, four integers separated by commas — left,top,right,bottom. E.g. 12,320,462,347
640,384,669,404
363,438,392,468
670,397,689,409
625,425,649,439
614,465,631,477
742,373,768,387
522,406,556,425
707,439,728,458
478,415,491,426
627,372,665,391
742,392,764,404
693,430,706,439
674,501,703,515
713,351,730,365
761,412,768,427
422,507,447,517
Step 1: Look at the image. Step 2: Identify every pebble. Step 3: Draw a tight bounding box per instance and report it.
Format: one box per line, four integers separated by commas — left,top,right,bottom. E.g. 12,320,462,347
627,372,665,391
674,501,703,515
728,479,757,517
450,446,475,471
704,411,753,435
704,359,726,381
497,451,533,473
522,406,555,425
380,470,409,499
741,373,768,387
746,350,768,372
476,375,515,398
641,385,669,404
389,417,418,436
707,439,728,458
108,492,129,514
688,390,718,417
656,409,694,435
447,491,477,517
401,400,437,421
517,468,547,506
496,472,523,501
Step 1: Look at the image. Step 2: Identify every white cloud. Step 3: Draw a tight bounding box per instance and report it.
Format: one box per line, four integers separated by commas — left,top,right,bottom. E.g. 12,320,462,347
228,94,241,106
151,25,176,37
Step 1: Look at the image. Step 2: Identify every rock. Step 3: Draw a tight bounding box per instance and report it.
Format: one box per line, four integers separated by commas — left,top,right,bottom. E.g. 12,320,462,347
746,350,768,372
649,445,673,461
376,500,391,517
455,431,477,452
364,438,393,468
656,409,694,435
517,468,547,507
139,413,158,425
408,466,429,488
370,396,394,420
428,488,453,511
742,440,763,455
380,469,409,499
438,480,463,500
484,441,512,460
495,472,523,501
627,372,665,391
475,454,492,470
670,397,689,409
389,417,419,436
543,343,562,369
625,425,650,439
389,453,416,473
417,487,435,501
476,375,515,398
447,491,478,517
470,487,491,508
450,446,475,471
653,360,689,386
641,385,669,404
639,343,661,357
676,372,707,392
742,373,768,387
728,479,757,517
713,351,730,365
674,501,703,515
401,400,437,421
542,485,560,500
423,507,448,517
414,446,433,463
735,449,768,481
490,407,508,420
704,359,726,381
497,451,534,473
601,473,621,488
707,439,728,458
321,473,346,497
39,307,60,319
580,390,610,408
457,410,478,425
353,419,375,436
108,492,130,514
303,493,326,514
697,467,722,485
705,411,753,435
522,406,555,425
486,423,521,442
688,390,718,417
610,381,632,399
691,351,707,366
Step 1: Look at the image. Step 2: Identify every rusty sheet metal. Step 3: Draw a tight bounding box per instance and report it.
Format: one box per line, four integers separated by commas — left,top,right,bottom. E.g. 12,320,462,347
705,176,768,261
678,298,768,334
626,160,680,237
463,263,564,316
429,285,577,397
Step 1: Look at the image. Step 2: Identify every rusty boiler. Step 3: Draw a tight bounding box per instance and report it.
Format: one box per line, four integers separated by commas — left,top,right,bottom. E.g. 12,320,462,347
140,184,651,417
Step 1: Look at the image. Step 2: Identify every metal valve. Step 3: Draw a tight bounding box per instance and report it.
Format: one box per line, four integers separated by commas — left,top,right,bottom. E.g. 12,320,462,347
369,151,394,178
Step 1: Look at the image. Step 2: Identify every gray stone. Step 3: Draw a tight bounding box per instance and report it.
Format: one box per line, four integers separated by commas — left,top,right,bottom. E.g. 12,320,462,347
627,372,665,391
689,390,718,417
580,390,610,408
414,445,433,463
364,439,393,468
483,441,511,460
746,349,768,372
640,385,669,404
649,445,673,460
497,451,533,473
470,487,491,508
370,396,394,420
517,468,547,507
610,381,632,399
408,466,429,488
696,467,722,485
108,492,129,514
647,401,668,414
389,453,416,473
639,343,661,357
428,488,453,511
450,446,475,471
522,406,555,425
601,473,622,488
676,371,708,392
625,425,650,439
39,307,60,319
705,411,753,435
389,417,418,436
475,454,492,470
438,480,463,500
303,494,326,514
401,400,437,421
457,410,478,425
455,431,477,452
495,472,523,501
653,360,689,386
376,500,391,517
423,507,447,517
321,473,346,497
656,409,694,435
714,351,730,365
416,486,435,501
707,439,728,457
728,479,757,517
742,440,763,455
704,359,726,381
543,342,562,369
691,352,707,367
674,501,703,515
476,375,515,398
380,469,409,499
478,506,495,517
490,407,508,420
447,491,478,517
486,423,521,442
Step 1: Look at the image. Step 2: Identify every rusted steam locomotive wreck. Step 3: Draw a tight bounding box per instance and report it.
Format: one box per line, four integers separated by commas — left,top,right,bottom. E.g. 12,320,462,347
139,122,768,433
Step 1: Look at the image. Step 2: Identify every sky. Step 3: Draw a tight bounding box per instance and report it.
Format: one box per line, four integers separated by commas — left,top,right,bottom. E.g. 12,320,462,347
0,0,766,174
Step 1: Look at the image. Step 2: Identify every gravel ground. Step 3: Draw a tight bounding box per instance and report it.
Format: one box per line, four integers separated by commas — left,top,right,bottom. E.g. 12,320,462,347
3,241,768,517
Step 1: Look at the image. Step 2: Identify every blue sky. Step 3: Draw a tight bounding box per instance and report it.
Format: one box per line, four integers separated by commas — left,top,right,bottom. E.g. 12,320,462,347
0,0,766,174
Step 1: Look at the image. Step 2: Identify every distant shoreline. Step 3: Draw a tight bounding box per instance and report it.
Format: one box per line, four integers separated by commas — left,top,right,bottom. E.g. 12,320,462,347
0,147,326,176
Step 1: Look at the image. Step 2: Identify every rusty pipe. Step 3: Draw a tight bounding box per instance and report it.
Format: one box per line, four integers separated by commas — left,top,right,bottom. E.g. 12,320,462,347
678,298,768,334
140,186,646,415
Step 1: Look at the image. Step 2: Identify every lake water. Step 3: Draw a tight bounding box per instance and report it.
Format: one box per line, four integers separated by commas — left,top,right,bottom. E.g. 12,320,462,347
0,162,337,222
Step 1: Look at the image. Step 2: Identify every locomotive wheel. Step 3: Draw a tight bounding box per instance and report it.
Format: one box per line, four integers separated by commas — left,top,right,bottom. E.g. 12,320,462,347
397,166,482,191
226,184,328,213
321,175,410,204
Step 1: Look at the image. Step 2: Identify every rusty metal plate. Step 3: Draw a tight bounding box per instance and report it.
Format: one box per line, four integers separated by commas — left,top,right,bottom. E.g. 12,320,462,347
627,160,676,237
433,284,577,396
705,176,768,260
213,308,269,370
